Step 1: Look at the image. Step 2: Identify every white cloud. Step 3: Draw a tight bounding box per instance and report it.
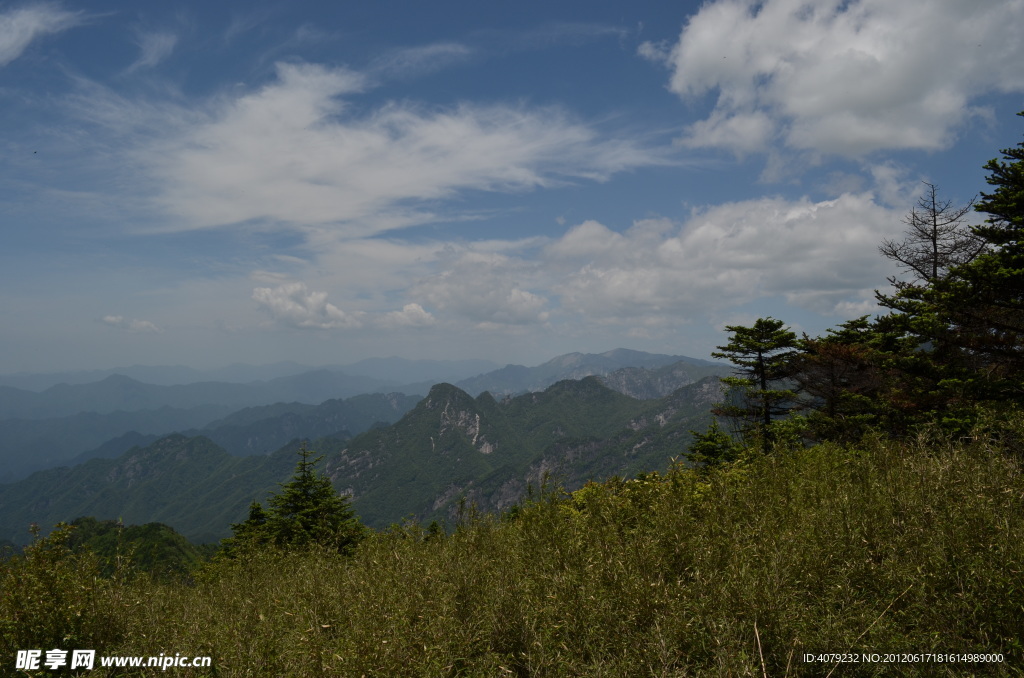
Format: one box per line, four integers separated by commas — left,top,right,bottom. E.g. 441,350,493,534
379,303,436,328
127,31,177,72
0,3,82,67
637,39,672,64
353,189,902,333
87,61,669,234
547,192,898,319
251,281,437,330
102,315,161,333
680,110,775,154
252,282,364,329
413,251,550,327
660,0,1024,156
544,220,624,259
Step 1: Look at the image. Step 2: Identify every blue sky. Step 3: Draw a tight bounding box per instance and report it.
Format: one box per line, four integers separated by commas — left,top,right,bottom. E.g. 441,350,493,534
1,0,1023,374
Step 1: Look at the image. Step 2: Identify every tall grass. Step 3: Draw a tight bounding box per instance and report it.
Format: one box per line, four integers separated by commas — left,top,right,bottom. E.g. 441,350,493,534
3,418,1023,676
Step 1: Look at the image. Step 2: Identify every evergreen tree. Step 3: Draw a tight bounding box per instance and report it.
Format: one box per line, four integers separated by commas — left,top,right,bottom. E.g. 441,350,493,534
791,318,884,442
711,317,799,454
878,181,984,292
842,113,1024,426
686,420,742,469
869,111,1024,409
940,111,1024,389
224,501,270,552
224,444,366,555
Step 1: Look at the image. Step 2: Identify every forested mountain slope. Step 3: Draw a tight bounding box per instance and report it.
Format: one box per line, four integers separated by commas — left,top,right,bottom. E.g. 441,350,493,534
0,377,722,544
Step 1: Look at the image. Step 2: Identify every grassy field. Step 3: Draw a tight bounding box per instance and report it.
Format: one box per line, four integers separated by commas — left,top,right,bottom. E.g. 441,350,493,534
3,417,1023,676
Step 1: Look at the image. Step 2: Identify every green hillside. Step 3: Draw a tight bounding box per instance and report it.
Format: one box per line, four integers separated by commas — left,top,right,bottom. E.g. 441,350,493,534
65,517,212,580
0,436,299,545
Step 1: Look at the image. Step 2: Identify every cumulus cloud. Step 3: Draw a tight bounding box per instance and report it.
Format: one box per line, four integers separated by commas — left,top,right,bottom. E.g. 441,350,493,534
112,61,668,234
102,315,161,333
379,303,436,328
251,281,437,330
657,0,1024,156
546,192,898,319
316,188,902,334
0,3,83,67
252,282,364,329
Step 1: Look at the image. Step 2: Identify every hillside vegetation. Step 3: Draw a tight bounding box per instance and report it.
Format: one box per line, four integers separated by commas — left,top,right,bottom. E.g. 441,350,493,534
2,416,1022,676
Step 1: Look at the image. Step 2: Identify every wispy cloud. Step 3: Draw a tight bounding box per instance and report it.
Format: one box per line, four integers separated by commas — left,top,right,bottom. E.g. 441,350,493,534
370,42,474,79
126,30,177,73
0,2,83,67
224,8,274,44
414,250,551,327
411,185,904,330
70,60,670,236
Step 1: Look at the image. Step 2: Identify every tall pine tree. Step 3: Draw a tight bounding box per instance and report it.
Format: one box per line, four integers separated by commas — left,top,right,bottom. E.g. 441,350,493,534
711,317,799,454
917,111,1024,401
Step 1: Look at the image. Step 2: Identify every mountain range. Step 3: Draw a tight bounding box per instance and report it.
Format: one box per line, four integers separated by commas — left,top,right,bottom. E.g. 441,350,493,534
0,375,724,545
0,350,729,482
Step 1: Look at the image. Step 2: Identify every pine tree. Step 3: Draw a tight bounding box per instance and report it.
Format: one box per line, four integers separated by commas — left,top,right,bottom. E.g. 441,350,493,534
224,444,366,555
946,111,1024,386
223,501,270,552
711,317,799,454
878,181,984,291
791,317,884,441
909,111,1024,401
686,420,742,469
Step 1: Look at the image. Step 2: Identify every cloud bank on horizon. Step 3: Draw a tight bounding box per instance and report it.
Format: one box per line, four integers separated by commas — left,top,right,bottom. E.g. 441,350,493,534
1,0,1022,372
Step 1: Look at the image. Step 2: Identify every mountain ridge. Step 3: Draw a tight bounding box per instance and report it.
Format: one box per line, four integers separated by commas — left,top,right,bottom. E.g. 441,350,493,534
0,375,723,544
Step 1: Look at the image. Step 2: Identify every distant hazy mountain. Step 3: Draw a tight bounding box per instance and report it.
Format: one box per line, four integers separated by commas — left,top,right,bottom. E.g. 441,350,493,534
183,392,422,457
0,350,718,421
0,376,723,544
340,357,499,384
0,405,233,483
0,362,318,391
0,371,404,420
46,392,418,468
456,349,724,397
0,392,421,483
0,358,500,392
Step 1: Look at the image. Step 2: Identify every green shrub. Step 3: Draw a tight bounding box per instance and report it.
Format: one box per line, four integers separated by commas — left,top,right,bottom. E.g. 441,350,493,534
0,524,125,660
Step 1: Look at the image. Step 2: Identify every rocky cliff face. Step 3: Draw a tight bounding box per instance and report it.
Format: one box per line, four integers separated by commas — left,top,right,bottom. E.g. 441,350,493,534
416,377,724,525
424,384,497,455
